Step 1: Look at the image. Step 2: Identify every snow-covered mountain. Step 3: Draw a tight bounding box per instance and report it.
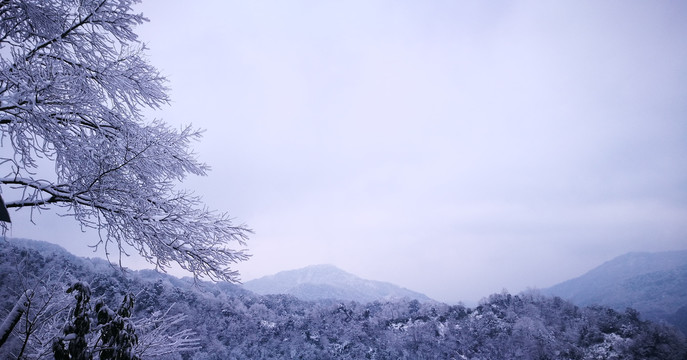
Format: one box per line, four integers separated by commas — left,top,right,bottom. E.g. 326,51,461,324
544,250,687,334
243,264,433,303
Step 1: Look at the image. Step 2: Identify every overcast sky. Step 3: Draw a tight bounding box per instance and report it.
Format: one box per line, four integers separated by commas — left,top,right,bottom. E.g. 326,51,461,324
9,0,687,304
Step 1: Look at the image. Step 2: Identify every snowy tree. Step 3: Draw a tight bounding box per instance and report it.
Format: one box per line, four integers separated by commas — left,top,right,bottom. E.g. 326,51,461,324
53,282,92,360
94,294,139,360
0,0,250,282
2,265,74,360
50,281,198,360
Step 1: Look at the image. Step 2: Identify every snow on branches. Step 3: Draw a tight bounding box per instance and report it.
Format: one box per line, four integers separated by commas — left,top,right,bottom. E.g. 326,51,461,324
0,0,250,282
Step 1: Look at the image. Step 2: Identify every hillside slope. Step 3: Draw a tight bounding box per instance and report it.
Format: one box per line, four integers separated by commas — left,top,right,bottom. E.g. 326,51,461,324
544,250,687,334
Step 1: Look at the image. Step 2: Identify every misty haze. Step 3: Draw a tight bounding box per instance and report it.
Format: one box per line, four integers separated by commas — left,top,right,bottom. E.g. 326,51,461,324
1,0,686,359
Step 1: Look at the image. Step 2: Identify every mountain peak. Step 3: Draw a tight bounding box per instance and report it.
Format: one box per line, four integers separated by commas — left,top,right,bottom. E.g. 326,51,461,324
243,265,432,303
303,264,340,270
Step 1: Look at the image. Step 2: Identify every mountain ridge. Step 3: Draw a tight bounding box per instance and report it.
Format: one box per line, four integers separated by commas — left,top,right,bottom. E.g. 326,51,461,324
243,264,434,303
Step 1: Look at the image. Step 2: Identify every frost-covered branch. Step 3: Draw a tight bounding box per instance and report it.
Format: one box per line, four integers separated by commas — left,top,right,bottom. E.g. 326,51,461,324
0,0,250,282
0,290,33,349
134,305,201,358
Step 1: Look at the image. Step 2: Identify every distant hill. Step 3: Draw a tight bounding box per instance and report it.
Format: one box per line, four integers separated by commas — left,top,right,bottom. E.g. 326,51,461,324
544,250,687,334
243,264,433,303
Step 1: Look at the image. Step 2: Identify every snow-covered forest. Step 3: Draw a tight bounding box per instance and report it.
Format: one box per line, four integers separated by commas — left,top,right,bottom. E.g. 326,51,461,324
1,239,686,359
